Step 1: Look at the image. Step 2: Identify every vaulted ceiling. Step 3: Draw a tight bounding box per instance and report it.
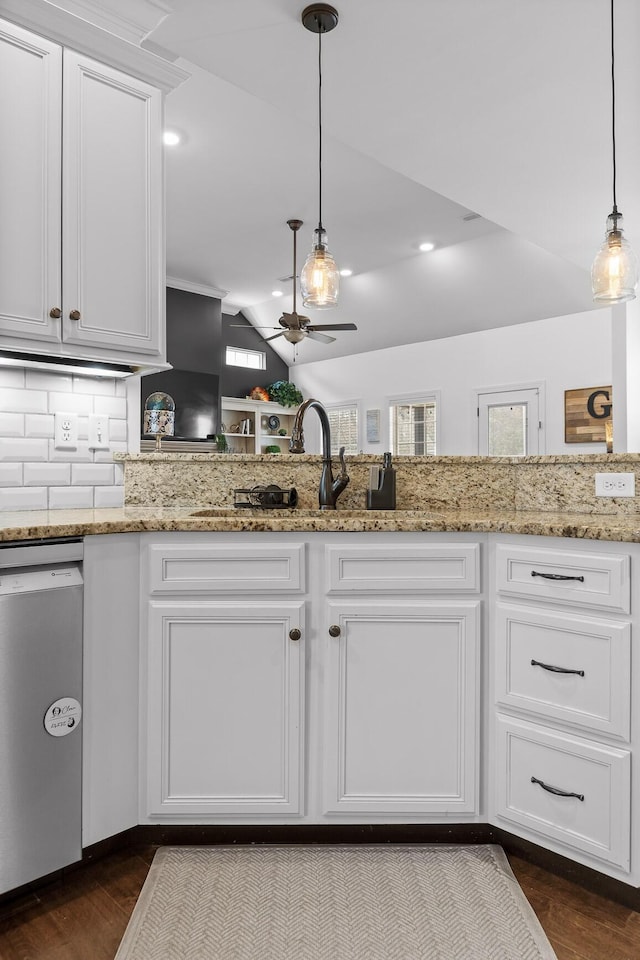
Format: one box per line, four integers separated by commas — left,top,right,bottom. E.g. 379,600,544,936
142,0,640,362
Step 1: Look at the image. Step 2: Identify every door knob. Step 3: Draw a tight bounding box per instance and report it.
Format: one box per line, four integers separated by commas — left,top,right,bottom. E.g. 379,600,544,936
328,624,341,637
49,307,61,319
69,309,81,321
289,628,301,642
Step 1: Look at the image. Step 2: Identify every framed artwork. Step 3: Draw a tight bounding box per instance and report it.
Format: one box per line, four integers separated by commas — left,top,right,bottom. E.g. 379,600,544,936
564,386,612,443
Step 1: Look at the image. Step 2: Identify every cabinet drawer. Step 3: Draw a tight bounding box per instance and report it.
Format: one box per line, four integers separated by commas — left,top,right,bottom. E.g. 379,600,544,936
147,543,305,594
495,604,630,739
326,543,480,594
495,544,630,613
495,716,630,869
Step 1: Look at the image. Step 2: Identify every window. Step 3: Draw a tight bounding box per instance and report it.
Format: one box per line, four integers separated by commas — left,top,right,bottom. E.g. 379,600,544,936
390,398,437,456
476,385,543,455
327,405,359,455
225,346,266,370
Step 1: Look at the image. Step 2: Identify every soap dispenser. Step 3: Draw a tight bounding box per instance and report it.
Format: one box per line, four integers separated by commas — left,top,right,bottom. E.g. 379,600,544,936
367,452,396,510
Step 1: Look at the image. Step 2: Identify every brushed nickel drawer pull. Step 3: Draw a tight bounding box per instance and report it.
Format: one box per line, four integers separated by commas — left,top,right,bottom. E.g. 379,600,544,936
531,776,584,801
289,628,301,642
531,659,585,677
328,624,341,638
531,570,585,582
49,307,61,319
69,309,81,321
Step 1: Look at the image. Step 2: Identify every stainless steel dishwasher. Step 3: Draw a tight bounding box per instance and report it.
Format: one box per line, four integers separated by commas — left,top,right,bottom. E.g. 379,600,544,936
0,538,83,896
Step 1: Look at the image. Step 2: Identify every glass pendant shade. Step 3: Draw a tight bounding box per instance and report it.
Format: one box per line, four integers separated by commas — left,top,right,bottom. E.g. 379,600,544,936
300,228,340,308
591,212,639,303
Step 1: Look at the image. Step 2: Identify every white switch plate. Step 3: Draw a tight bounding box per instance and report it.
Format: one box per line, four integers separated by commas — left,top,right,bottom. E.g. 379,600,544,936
595,472,635,497
88,414,110,450
54,412,78,450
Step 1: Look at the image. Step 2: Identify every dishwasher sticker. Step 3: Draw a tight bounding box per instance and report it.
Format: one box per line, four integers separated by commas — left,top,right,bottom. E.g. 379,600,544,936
44,697,82,737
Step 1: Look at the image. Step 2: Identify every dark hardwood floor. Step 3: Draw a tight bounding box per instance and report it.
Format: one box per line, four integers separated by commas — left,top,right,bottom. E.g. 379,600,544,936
0,844,638,959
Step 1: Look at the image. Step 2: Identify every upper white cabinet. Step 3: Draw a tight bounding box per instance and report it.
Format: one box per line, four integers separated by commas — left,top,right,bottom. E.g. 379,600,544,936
0,18,164,365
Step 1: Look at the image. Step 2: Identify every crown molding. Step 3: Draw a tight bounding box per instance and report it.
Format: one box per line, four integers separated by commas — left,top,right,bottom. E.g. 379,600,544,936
0,0,189,92
166,276,229,301
34,0,172,46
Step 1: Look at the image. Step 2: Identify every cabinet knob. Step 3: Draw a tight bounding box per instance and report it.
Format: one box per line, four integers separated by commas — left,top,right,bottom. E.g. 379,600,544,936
328,624,341,638
49,307,62,319
289,628,301,642
69,309,81,321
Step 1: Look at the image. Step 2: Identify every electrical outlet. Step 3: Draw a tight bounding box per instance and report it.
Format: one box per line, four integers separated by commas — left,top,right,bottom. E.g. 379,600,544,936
54,412,78,450
88,414,110,451
595,472,635,497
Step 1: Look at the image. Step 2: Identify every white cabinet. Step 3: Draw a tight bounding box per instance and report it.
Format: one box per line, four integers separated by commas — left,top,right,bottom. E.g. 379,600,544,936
141,533,482,824
220,397,298,454
142,538,307,818
145,600,305,816
0,18,164,365
323,601,479,815
490,536,633,878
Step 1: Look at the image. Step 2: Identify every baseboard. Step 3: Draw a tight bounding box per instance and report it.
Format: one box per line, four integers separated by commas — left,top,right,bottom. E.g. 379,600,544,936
3,822,639,912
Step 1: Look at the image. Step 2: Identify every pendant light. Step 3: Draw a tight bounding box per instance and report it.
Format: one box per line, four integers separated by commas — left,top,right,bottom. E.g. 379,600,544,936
300,4,340,309
591,0,638,302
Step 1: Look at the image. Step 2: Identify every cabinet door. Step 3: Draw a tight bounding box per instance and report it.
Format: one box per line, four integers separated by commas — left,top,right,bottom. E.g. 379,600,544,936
0,20,61,341
145,601,305,816
323,601,479,815
62,51,163,357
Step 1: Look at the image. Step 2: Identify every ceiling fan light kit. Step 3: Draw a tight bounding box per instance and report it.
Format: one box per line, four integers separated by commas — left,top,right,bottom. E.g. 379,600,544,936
300,3,341,309
591,0,638,303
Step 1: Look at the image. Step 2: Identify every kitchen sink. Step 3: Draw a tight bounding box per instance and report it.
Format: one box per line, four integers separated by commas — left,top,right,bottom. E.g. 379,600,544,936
188,507,430,518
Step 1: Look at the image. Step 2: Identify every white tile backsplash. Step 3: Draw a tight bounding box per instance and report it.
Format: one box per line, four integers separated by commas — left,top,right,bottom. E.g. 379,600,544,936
0,413,25,437
0,487,48,510
0,388,47,413
71,463,114,485
0,368,25,388
25,414,55,438
94,485,125,508
48,485,94,509
48,392,93,415
0,464,23,486
24,463,71,486
94,396,127,419
0,369,130,511
0,438,48,462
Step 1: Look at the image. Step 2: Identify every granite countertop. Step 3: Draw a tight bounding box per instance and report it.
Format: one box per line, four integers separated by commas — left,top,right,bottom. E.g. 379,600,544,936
1,506,640,543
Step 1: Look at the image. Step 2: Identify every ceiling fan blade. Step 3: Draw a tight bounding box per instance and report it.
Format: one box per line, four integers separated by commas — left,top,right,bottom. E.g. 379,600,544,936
230,324,281,329
306,331,336,344
305,323,358,332
264,331,286,342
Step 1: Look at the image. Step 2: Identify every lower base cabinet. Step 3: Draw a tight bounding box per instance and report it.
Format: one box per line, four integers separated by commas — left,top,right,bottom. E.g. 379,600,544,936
145,601,305,816
323,602,479,815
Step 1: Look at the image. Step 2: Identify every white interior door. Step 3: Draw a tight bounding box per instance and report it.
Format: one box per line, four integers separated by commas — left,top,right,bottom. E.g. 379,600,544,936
478,387,541,455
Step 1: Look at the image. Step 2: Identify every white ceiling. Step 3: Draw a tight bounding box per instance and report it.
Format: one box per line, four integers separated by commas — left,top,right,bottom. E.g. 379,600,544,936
143,0,640,364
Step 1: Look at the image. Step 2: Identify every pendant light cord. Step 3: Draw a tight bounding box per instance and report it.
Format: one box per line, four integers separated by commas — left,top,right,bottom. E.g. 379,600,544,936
317,29,324,234
611,0,618,214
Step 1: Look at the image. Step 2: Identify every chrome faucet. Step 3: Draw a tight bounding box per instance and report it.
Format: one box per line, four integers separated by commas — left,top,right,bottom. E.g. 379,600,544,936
290,398,350,510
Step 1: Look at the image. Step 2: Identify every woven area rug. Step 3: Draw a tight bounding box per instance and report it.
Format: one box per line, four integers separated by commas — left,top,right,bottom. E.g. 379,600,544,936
115,844,557,960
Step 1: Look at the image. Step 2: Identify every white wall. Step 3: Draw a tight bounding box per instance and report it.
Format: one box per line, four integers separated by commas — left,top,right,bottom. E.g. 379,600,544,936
0,367,128,510
292,309,612,456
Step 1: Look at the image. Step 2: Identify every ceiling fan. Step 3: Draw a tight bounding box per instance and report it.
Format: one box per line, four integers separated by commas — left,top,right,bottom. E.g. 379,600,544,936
242,219,357,345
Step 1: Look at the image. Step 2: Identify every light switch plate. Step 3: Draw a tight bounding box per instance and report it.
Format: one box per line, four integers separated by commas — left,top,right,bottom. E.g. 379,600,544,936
88,414,110,450
54,412,78,450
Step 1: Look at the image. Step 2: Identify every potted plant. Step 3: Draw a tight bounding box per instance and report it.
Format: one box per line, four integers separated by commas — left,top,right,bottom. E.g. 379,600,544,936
266,381,303,408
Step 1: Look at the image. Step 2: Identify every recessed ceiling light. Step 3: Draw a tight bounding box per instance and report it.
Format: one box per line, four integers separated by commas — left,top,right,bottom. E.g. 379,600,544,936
163,130,181,146
339,268,353,277
419,242,435,253
271,290,284,297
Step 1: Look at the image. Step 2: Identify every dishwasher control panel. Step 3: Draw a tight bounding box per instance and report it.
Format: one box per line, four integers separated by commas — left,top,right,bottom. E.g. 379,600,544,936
0,564,83,595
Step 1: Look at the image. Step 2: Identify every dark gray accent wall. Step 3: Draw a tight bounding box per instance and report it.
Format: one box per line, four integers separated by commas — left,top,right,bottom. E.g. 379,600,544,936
140,288,289,438
221,312,288,399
